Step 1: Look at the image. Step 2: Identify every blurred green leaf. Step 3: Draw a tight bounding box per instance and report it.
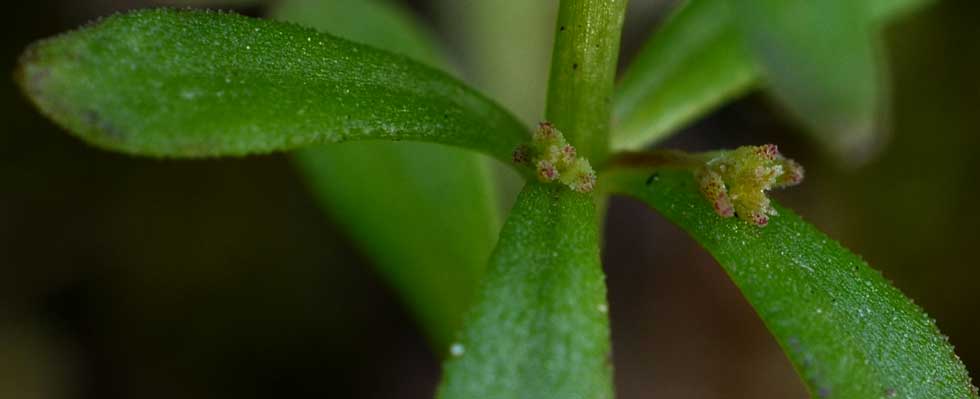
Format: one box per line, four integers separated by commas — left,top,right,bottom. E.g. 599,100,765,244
17,9,527,163
438,183,612,399
431,0,556,216
604,168,978,398
612,0,935,153
729,0,881,162
870,0,936,21
613,0,757,151
272,0,500,348
433,0,554,125
294,142,500,349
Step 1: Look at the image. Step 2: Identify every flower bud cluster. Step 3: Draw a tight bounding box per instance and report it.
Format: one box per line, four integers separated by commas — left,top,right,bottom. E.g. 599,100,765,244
696,144,804,227
512,122,597,193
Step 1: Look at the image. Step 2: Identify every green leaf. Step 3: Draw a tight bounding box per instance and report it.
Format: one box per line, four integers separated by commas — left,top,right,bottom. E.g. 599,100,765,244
272,0,500,348
438,183,612,399
870,0,936,21
271,0,442,68
612,0,936,152
294,142,500,349
728,0,881,162
16,9,527,163
604,168,978,398
432,0,555,125
613,0,757,151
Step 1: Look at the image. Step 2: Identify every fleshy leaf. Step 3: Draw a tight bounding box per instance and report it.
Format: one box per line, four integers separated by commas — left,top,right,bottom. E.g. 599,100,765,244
728,0,882,162
272,0,500,348
294,142,500,349
612,0,935,152
613,0,756,151
16,9,527,163
604,168,978,398
271,0,442,68
437,183,612,399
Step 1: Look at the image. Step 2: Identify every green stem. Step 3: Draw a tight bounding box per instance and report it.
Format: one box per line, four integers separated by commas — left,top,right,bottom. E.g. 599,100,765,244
607,149,714,171
545,0,629,166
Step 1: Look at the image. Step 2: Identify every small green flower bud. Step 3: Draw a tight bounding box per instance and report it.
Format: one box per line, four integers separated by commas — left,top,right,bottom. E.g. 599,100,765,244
514,122,597,193
696,144,803,227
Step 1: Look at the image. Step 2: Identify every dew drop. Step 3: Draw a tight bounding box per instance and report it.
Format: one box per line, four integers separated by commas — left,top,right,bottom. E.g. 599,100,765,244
449,343,465,357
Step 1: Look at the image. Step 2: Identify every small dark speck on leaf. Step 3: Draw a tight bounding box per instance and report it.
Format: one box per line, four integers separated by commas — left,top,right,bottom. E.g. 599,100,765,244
560,25,565,31
645,173,659,186
818,387,831,398
572,63,578,70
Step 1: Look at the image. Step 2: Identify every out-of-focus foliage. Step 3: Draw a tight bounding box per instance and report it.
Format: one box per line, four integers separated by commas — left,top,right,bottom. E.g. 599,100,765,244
613,0,934,159
729,0,882,163
614,0,755,151
272,0,500,349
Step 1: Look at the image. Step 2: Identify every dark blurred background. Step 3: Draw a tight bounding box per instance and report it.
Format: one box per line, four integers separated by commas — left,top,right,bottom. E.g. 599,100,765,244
2,0,978,398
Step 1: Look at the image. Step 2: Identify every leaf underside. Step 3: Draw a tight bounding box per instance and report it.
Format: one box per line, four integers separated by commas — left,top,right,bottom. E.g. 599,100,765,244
605,168,978,398
17,9,527,163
